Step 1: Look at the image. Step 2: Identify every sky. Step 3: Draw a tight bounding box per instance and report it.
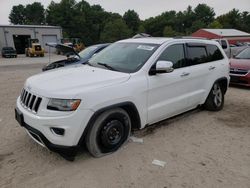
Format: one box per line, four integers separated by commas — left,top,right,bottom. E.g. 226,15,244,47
0,0,250,24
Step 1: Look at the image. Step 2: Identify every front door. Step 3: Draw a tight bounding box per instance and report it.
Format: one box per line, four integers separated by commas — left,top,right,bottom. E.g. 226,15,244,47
147,43,192,124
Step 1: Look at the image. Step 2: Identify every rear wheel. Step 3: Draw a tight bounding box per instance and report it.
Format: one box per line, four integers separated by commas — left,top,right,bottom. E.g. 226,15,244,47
204,82,224,111
86,108,131,157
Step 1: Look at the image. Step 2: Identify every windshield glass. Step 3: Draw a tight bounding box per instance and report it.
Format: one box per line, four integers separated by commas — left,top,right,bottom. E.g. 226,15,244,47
89,42,159,73
235,48,250,59
78,46,98,59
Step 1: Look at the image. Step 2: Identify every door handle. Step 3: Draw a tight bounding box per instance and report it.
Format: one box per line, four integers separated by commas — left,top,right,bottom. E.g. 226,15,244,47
180,72,190,77
209,66,216,70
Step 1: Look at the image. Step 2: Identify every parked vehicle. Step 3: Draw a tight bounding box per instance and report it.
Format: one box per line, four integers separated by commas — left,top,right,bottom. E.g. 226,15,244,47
57,38,85,54
1,47,17,58
15,37,229,160
230,47,250,86
42,43,110,71
25,39,45,57
213,39,231,57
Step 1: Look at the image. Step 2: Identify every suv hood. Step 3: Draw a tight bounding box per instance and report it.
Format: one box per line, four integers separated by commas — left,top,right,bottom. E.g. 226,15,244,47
46,43,79,57
230,58,250,70
25,65,130,98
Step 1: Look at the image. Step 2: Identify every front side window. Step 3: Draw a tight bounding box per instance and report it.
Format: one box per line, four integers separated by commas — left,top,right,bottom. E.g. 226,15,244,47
89,42,159,73
187,45,207,66
158,44,186,69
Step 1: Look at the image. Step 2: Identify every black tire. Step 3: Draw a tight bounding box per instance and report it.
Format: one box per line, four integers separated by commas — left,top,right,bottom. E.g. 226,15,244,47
86,108,131,157
204,82,224,111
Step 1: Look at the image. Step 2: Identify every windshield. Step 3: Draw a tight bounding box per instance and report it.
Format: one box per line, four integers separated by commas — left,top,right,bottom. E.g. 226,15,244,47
235,48,250,59
78,46,98,59
88,42,159,73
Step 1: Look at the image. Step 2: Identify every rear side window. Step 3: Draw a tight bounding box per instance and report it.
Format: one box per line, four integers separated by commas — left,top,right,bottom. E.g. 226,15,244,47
221,40,228,49
206,44,224,61
158,44,186,69
187,45,207,66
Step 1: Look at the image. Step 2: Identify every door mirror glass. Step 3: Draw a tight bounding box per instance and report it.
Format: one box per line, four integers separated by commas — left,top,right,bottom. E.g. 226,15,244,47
155,60,174,74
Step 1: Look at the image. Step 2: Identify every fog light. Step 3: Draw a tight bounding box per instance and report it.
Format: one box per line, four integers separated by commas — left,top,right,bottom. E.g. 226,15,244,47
50,127,65,136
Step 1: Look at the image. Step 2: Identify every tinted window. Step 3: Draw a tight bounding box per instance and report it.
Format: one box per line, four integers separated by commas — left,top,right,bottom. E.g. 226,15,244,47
221,40,227,49
158,44,185,69
206,44,224,61
187,45,207,66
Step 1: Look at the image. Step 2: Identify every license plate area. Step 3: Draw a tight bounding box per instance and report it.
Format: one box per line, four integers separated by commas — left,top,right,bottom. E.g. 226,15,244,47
15,108,24,127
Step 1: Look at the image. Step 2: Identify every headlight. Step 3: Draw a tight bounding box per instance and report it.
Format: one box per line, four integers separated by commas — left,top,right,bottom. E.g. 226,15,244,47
47,99,81,111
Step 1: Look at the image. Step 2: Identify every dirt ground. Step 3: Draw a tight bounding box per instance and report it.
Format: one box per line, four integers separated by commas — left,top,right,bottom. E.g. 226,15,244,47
0,55,250,188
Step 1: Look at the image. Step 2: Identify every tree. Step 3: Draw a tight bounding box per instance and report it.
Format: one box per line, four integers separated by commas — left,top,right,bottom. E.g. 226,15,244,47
123,10,140,33
163,26,175,37
9,5,26,24
25,2,45,24
190,20,206,32
194,4,215,25
209,20,223,29
137,24,146,33
100,19,132,42
9,3,45,25
217,9,241,29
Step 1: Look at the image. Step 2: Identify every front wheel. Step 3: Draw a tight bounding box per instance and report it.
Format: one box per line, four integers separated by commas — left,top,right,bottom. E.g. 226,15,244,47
86,108,131,157
204,82,224,111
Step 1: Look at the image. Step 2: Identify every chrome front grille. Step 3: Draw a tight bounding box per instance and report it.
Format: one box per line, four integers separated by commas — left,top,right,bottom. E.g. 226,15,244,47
230,68,248,75
20,89,42,113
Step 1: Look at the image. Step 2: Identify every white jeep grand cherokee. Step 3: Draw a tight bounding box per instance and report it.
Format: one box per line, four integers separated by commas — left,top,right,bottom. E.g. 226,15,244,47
15,37,229,160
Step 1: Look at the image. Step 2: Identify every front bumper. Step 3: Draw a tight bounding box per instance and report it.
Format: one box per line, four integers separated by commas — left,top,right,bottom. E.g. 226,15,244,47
230,73,250,87
16,96,94,147
15,107,78,158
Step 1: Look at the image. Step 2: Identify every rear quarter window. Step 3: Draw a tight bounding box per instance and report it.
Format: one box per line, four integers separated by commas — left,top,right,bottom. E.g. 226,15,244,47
206,44,224,62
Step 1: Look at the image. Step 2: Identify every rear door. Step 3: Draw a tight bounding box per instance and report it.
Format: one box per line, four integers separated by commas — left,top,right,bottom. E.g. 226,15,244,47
184,43,225,107
184,43,211,108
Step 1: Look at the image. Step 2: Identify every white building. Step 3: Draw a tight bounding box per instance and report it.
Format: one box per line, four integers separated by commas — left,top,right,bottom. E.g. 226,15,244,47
0,25,62,54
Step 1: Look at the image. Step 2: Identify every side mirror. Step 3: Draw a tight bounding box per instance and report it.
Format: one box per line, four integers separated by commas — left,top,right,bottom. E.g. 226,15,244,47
154,61,174,74
150,60,174,75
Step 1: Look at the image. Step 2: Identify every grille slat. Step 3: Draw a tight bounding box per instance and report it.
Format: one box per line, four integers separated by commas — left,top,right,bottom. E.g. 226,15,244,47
23,91,28,103
28,95,36,109
25,93,31,106
20,89,42,113
230,68,248,75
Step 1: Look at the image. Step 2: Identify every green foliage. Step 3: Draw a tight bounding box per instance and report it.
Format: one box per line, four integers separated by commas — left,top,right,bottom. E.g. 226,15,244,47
163,26,175,37
9,3,45,25
209,20,223,29
8,1,250,45
216,9,250,32
123,10,140,33
194,4,215,25
9,5,26,24
100,19,132,43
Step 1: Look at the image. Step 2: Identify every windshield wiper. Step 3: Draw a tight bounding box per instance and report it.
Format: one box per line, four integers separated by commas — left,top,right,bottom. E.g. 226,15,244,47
97,62,117,71
84,61,93,66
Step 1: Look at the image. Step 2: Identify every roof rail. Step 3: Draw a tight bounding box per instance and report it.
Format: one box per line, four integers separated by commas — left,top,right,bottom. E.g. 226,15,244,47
173,36,209,40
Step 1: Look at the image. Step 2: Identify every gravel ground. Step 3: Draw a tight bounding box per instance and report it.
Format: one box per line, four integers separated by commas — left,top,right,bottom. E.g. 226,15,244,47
0,56,250,188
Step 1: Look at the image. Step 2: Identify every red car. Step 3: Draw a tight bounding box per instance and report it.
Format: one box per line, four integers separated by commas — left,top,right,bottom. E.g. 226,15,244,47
230,47,250,86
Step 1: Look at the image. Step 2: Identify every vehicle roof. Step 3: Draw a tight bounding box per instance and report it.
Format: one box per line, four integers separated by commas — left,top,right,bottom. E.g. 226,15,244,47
91,43,111,48
118,37,219,45
118,37,173,44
